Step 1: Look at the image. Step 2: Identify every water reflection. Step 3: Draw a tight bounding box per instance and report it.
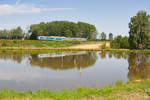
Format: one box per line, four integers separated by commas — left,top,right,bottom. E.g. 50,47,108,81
0,51,150,91
99,51,129,59
99,52,150,79
128,53,150,79
29,52,97,70
0,51,27,63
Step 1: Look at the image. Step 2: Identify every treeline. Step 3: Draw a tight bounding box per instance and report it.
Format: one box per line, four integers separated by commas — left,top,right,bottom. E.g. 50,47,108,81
30,21,98,40
98,32,129,49
98,32,113,41
0,27,23,39
111,10,150,49
0,21,98,40
99,10,150,50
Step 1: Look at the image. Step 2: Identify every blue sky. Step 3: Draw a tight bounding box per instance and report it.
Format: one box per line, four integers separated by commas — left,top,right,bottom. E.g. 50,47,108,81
0,0,149,36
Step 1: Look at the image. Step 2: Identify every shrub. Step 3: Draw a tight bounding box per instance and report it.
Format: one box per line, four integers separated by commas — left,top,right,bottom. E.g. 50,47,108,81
2,42,7,47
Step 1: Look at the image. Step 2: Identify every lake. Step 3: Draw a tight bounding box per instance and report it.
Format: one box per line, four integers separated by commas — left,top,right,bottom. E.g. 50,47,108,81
0,51,149,91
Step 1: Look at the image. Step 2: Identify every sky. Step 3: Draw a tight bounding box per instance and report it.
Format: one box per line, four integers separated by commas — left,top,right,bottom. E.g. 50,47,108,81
0,0,149,36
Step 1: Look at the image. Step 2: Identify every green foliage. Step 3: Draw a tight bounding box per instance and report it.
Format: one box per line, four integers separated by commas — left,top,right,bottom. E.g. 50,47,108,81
30,21,98,40
87,39,101,41
100,32,106,41
101,42,106,49
0,40,82,48
129,10,150,49
111,35,129,49
1,42,8,47
0,27,23,39
30,31,37,40
24,34,30,40
109,33,113,41
0,79,149,99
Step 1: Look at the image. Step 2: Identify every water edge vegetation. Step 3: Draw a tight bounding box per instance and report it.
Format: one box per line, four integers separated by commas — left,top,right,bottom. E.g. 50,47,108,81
0,78,149,100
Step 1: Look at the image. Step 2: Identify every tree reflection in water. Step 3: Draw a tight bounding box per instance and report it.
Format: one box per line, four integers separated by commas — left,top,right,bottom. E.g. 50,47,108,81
128,53,150,80
99,51,129,59
0,51,150,80
0,51,27,63
99,52,150,80
29,52,98,70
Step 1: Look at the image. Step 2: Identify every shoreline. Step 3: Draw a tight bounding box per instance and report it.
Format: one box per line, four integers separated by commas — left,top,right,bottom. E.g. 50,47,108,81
1,40,150,52
0,78,149,100
1,47,150,53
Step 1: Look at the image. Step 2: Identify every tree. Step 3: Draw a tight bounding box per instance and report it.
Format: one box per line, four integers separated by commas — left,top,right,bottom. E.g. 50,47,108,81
77,22,97,39
129,10,150,49
109,33,113,41
0,27,23,39
30,31,38,40
13,27,23,39
100,32,106,41
64,29,72,37
111,35,129,49
30,21,98,40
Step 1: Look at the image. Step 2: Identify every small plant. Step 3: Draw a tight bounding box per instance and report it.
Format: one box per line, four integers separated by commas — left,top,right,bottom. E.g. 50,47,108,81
115,80,123,86
101,43,106,49
2,42,7,47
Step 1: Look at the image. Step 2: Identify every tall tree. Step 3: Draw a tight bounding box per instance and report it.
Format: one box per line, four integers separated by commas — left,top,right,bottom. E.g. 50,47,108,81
100,32,106,41
109,33,113,41
30,21,98,40
0,27,23,39
30,30,38,40
129,10,150,49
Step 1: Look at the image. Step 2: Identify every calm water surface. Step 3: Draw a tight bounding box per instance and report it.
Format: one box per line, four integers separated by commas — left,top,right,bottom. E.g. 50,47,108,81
0,51,149,91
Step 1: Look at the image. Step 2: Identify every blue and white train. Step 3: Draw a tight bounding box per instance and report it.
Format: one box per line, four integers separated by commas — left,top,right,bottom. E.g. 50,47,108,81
37,36,67,40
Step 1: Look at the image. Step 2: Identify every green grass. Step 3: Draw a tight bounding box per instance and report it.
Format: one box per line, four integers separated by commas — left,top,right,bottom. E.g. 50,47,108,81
103,48,150,53
0,40,82,48
1,40,150,53
0,79,150,100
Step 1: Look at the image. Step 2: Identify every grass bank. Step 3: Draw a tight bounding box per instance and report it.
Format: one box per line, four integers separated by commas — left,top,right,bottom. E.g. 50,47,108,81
1,40,150,53
1,47,150,53
0,79,150,100
0,40,83,48
0,40,109,51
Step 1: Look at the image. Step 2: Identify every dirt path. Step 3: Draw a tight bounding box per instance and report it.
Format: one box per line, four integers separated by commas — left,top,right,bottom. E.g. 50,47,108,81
68,42,110,49
0,42,111,50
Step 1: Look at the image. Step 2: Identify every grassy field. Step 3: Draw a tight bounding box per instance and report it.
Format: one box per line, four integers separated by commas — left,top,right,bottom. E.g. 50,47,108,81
0,79,149,100
0,40,83,48
0,40,110,50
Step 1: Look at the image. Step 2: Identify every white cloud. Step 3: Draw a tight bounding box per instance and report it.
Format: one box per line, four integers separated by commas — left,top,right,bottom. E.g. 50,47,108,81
16,0,21,5
0,4,40,15
0,3,76,15
43,8,77,12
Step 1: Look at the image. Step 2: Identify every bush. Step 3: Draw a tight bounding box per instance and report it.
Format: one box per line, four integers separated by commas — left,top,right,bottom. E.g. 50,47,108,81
2,42,8,47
